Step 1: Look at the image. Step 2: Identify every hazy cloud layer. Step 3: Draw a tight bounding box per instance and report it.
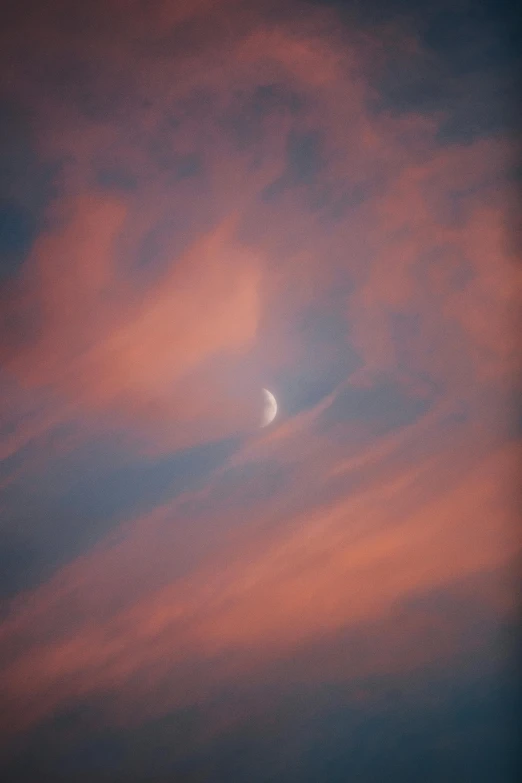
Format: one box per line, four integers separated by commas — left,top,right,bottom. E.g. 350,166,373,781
0,0,519,779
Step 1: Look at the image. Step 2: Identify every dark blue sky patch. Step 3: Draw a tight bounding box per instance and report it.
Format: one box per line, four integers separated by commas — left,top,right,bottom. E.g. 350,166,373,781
324,0,521,141
420,0,520,69
273,297,361,416
367,57,448,118
0,534,38,615
4,670,513,783
224,83,304,152
286,129,324,186
322,180,369,220
310,0,520,62
0,701,204,783
261,175,286,203
96,167,139,191
147,129,201,174
262,128,325,201
136,218,178,274
0,200,37,282
175,153,201,180
435,65,517,144
0,434,244,602
0,702,127,782
132,208,203,281
322,375,431,432
0,99,58,282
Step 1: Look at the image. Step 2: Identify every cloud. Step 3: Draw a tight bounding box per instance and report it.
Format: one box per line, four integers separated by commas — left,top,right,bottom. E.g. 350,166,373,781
1,0,517,453
0,401,518,733
0,0,519,769
2,196,263,450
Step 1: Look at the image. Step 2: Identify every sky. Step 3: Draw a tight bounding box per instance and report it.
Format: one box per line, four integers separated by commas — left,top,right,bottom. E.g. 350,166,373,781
0,0,520,780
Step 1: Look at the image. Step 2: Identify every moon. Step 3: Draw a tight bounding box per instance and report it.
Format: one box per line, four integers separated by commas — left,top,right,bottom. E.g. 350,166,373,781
261,388,278,427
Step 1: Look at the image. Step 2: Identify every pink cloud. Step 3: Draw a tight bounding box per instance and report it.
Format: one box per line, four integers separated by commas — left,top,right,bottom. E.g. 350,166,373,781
0,401,518,733
0,0,519,750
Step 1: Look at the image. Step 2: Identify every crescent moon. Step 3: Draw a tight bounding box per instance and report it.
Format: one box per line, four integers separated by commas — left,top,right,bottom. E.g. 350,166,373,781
261,388,278,427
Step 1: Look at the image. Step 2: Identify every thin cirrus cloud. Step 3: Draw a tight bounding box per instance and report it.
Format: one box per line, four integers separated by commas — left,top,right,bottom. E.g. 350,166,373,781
3,196,263,448
0,415,518,734
0,0,519,778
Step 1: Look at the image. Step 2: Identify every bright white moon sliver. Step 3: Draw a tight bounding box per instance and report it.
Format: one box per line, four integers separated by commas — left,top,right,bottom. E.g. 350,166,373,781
261,388,277,427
